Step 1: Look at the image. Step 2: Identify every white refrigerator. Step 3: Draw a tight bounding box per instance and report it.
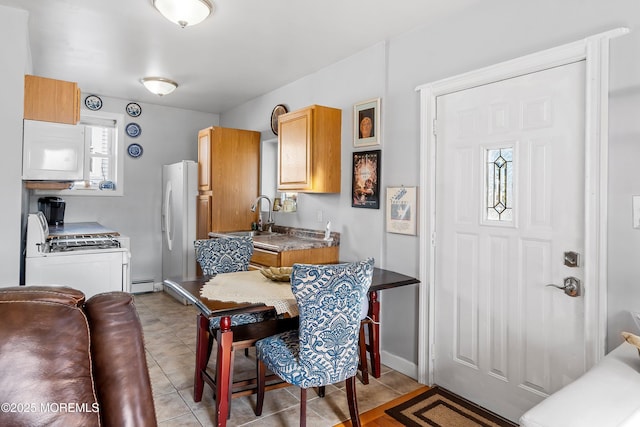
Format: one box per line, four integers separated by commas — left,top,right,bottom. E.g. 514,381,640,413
162,161,197,282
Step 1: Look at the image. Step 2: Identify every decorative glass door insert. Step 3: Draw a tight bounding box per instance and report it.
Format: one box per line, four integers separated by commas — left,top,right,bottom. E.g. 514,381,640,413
485,146,513,223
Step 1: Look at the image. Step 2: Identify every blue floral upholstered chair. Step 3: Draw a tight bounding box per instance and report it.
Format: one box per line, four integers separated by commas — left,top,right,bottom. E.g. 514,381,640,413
254,258,375,427
193,236,276,409
194,236,275,329
194,236,253,274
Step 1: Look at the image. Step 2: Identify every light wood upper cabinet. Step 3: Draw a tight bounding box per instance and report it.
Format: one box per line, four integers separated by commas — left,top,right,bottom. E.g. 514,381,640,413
197,128,211,191
277,105,341,193
24,75,80,124
197,126,260,233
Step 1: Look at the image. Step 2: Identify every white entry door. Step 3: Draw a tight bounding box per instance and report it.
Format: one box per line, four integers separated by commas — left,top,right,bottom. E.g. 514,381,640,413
434,61,586,422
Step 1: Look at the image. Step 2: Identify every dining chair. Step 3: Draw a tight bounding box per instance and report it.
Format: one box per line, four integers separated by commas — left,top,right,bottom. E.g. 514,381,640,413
194,236,274,329
193,236,276,414
358,297,372,385
254,258,375,427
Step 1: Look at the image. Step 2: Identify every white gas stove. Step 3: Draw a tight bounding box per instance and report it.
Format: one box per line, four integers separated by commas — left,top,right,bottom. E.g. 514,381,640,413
25,212,131,298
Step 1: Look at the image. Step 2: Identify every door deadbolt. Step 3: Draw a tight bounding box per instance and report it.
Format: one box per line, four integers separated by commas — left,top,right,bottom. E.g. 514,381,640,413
546,277,581,297
564,251,580,267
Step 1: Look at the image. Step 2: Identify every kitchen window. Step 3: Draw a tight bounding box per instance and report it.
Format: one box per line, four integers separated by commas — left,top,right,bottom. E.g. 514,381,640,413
59,110,125,196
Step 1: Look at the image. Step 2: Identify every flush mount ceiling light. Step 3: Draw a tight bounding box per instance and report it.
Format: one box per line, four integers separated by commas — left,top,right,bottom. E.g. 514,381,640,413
141,77,178,96
152,0,213,28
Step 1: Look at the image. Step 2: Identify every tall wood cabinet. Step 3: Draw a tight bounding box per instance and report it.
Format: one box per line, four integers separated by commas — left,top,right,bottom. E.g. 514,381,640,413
196,126,260,239
277,105,341,193
24,75,81,124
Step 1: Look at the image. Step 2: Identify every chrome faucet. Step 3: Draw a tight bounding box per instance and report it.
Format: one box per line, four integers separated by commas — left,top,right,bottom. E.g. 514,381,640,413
250,195,274,232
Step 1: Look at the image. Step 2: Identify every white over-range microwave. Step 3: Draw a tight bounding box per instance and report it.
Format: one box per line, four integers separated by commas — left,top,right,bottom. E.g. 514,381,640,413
22,119,89,181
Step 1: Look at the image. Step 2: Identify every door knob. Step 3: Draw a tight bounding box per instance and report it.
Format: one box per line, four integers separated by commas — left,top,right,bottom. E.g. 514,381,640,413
546,277,581,297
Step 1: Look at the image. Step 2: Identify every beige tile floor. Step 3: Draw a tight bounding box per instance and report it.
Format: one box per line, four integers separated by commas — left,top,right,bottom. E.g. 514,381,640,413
134,291,422,427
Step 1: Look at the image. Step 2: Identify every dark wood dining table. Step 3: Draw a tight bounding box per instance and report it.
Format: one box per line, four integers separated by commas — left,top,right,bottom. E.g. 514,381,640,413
163,267,419,427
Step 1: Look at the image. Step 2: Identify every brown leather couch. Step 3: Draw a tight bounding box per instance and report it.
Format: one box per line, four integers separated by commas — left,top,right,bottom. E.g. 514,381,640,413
0,286,157,427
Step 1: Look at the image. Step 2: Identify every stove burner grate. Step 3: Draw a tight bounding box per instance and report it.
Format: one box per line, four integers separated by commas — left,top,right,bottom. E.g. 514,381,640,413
48,234,121,252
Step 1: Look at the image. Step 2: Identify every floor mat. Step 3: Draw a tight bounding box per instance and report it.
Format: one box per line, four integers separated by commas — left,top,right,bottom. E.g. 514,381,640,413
385,386,518,427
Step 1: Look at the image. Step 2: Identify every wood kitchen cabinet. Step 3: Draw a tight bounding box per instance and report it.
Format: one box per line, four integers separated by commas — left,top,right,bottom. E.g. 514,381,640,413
197,126,260,238
24,75,81,124
250,246,339,270
277,105,341,193
196,194,212,240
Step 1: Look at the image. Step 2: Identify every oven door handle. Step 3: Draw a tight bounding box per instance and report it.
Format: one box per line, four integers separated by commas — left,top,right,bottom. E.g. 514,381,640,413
163,181,173,251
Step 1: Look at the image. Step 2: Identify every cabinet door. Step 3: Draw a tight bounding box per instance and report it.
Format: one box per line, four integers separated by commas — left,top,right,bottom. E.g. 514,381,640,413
197,128,212,191
278,108,312,191
210,127,260,232
196,194,211,240
24,75,80,124
22,119,87,180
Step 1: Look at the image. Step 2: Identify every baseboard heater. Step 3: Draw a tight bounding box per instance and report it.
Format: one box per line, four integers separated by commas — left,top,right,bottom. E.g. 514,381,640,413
130,279,155,294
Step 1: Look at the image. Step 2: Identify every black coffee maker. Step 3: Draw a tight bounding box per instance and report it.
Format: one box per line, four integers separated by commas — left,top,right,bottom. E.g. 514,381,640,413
38,197,66,226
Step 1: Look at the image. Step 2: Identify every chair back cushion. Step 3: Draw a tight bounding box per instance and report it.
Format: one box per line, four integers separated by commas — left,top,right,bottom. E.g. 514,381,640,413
194,236,254,275
293,258,374,385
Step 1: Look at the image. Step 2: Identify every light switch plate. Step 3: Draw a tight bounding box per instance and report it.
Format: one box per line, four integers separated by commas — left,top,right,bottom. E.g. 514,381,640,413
633,196,640,229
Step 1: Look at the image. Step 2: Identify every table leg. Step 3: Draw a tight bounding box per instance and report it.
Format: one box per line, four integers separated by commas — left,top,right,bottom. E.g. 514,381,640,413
194,314,209,402
215,316,233,427
368,291,381,378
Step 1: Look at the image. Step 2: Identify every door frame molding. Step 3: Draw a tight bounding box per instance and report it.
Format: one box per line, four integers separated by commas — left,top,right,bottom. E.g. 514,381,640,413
416,28,629,385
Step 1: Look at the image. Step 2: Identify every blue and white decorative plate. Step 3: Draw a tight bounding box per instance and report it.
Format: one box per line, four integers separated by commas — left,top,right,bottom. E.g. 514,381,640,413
127,143,143,158
99,180,115,190
85,95,102,111
126,122,141,138
126,102,141,117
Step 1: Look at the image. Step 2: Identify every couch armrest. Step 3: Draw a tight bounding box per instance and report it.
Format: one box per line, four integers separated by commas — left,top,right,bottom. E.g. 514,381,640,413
520,343,640,427
85,292,157,427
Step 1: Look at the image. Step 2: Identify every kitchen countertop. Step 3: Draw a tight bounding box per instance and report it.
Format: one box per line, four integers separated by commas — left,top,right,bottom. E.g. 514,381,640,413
208,225,340,252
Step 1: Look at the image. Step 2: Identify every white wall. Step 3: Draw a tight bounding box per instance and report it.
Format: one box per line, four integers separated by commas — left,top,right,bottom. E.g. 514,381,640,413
0,5,29,286
28,95,218,284
223,43,387,263
608,23,640,345
222,0,640,377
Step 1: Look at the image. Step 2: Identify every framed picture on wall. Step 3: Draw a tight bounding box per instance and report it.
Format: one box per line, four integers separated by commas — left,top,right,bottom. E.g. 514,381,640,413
386,186,417,235
353,98,381,147
352,150,381,209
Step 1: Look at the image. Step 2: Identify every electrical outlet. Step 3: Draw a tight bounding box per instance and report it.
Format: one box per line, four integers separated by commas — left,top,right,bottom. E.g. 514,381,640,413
631,311,640,332
316,210,323,223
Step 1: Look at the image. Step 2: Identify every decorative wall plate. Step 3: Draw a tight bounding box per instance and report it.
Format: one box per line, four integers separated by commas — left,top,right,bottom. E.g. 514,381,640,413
126,122,141,138
84,95,102,111
126,102,141,117
270,104,288,135
127,143,143,158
